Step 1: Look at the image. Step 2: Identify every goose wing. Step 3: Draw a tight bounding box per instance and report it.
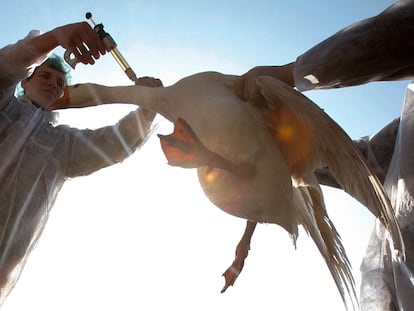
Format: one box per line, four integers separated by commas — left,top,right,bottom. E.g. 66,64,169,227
255,75,404,257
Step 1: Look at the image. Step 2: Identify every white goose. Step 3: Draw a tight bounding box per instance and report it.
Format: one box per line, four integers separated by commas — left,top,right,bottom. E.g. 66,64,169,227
52,72,404,310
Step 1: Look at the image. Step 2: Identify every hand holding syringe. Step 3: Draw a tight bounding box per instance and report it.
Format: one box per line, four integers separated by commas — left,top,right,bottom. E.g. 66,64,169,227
64,12,138,83
60,13,160,122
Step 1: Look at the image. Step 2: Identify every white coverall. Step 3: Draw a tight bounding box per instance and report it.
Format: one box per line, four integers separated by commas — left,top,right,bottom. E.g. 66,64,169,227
0,31,154,304
293,1,414,310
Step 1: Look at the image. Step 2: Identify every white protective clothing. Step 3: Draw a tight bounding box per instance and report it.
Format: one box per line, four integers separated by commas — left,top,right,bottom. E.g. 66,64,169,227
293,1,414,310
0,31,153,304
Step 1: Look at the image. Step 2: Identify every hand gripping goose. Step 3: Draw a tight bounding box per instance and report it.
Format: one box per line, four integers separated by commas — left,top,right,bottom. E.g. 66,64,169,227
51,72,404,310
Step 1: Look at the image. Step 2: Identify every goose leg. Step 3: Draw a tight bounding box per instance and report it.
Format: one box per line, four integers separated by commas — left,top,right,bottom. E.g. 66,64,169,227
221,220,257,293
158,117,255,178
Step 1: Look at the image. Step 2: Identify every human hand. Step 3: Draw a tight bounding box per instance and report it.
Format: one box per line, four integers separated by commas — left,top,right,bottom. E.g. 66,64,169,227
234,63,295,102
135,76,163,88
134,76,164,122
50,22,106,65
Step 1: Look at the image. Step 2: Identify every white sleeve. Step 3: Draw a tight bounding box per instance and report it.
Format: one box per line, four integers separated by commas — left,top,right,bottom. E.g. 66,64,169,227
0,30,50,109
0,30,49,89
293,1,414,91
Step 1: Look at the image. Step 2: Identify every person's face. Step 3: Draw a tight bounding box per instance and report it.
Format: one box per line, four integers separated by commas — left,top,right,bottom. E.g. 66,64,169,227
21,64,66,110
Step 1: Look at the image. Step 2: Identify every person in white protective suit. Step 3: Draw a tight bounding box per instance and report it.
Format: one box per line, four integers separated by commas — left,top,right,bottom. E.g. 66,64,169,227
0,22,162,305
235,1,414,310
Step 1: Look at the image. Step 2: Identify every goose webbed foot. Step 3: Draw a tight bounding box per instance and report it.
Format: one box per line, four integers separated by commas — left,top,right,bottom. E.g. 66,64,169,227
221,221,257,293
158,117,254,178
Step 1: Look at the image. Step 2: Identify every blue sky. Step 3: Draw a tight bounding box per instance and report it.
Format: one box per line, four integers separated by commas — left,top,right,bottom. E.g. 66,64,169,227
0,1,408,310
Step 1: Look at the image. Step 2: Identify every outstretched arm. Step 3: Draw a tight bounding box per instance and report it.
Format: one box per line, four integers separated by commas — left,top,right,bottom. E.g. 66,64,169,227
31,22,106,66
0,22,106,108
236,1,414,100
63,77,163,178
